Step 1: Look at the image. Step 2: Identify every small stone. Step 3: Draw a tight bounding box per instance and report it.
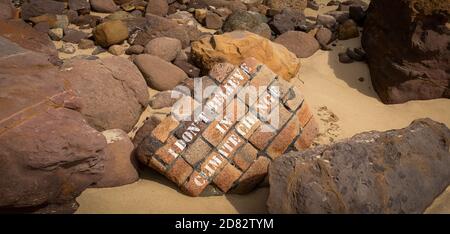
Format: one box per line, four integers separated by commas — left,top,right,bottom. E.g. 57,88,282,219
349,5,366,25
270,8,306,35
93,20,129,47
327,11,350,24
62,29,87,43
144,37,182,62
90,0,119,13
194,8,207,22
108,45,125,55
146,0,169,17
49,28,63,41
92,46,107,55
59,43,76,54
204,12,223,30
173,59,201,78
125,44,144,55
346,48,365,61
338,19,359,40
78,38,95,49
316,14,336,29
307,0,319,10
315,27,333,46
338,52,354,63
274,31,320,58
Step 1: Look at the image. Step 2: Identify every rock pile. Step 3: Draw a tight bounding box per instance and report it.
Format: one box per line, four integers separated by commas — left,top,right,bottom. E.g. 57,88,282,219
135,58,319,196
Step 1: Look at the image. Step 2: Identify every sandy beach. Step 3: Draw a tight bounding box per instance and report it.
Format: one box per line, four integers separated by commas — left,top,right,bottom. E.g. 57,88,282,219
75,35,450,214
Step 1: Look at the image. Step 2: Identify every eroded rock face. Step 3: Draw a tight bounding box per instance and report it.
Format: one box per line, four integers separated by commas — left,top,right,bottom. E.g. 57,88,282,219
61,56,149,132
362,0,450,104
0,19,57,58
267,118,450,214
191,31,301,81
135,58,318,196
0,40,106,213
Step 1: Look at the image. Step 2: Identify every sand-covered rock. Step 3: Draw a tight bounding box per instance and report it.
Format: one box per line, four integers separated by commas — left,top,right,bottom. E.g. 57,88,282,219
62,56,149,132
362,0,450,104
268,118,450,214
134,54,188,90
191,31,301,81
274,31,320,58
0,40,106,213
93,129,138,188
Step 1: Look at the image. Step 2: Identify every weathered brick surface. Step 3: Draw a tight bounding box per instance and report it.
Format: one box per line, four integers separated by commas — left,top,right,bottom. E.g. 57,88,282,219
233,156,270,194
213,163,242,192
183,137,212,166
137,58,319,196
233,143,258,171
295,117,319,150
151,115,180,143
167,158,193,185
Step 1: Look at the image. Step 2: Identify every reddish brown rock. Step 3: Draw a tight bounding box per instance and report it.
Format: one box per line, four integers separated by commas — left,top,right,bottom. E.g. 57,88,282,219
0,42,106,213
362,0,450,104
0,19,57,58
21,0,65,20
268,118,450,214
62,56,149,132
0,0,16,20
93,129,138,188
145,0,169,17
274,31,320,58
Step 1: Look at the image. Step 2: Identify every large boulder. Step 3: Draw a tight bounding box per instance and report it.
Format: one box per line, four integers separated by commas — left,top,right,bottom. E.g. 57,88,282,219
21,0,65,20
268,118,450,214
61,56,149,132
133,54,188,91
191,31,301,81
274,31,320,58
93,129,139,188
265,0,307,12
362,0,450,104
0,39,106,213
222,10,264,32
0,19,57,58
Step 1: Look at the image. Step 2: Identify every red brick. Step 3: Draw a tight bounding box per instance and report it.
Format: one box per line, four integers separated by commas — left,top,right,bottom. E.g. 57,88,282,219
151,115,180,143
209,62,235,83
240,57,261,76
166,158,193,186
233,156,270,194
266,116,300,159
248,124,277,150
182,170,210,196
233,143,258,171
250,91,279,122
282,86,304,112
217,130,245,159
148,157,167,174
296,102,313,128
202,115,236,146
153,135,185,165
295,117,319,150
171,96,202,121
198,151,228,179
235,112,261,139
182,137,212,166
249,65,276,91
268,104,292,130
213,163,242,192
268,77,293,100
